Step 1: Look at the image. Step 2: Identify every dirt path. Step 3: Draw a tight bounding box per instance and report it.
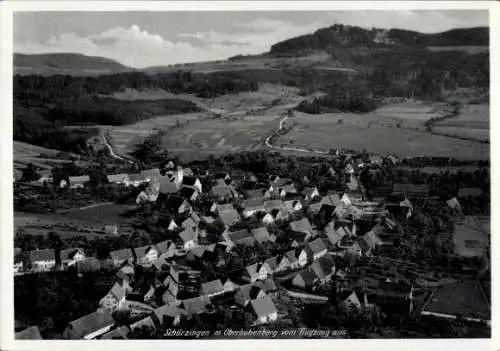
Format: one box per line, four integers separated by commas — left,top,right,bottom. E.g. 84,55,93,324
102,130,135,164
265,115,328,155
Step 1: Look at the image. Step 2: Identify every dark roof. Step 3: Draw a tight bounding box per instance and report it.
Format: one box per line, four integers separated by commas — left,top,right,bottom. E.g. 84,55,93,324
15,326,43,340
183,176,199,186
227,229,255,246
164,195,187,210
179,187,198,199
310,256,335,279
129,316,156,332
458,187,483,197
242,198,265,210
293,269,317,286
60,248,85,261
64,310,114,339
180,296,211,316
25,249,56,262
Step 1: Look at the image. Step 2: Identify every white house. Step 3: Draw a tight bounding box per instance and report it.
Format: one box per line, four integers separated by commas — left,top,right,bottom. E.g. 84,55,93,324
23,249,57,272
250,296,278,325
60,248,86,267
99,282,126,311
133,246,159,267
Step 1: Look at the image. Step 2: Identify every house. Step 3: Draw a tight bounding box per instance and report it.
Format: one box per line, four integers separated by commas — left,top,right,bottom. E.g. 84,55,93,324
69,175,90,189
141,168,161,183
242,263,261,283
284,199,303,213
347,176,359,191
284,250,301,270
446,197,461,211
133,246,159,266
345,163,355,174
359,230,382,256
338,290,363,309
156,240,177,259
104,224,119,235
215,172,232,183
224,229,256,248
310,255,336,283
458,187,483,198
264,199,285,213
201,279,225,297
256,263,270,280
179,187,200,202
60,248,86,267
289,217,314,238
129,316,156,334
179,295,212,316
235,284,266,307
241,198,266,218
275,254,291,272
14,252,23,273
182,176,203,193
122,299,155,316
181,213,200,234
15,326,43,340
278,184,298,198
251,227,271,243
325,223,347,247
369,155,384,165
162,195,191,215
152,304,186,328
23,249,56,272
249,296,278,325
301,187,320,202
100,326,130,339
262,256,279,275
342,189,363,205
159,174,182,194
420,280,490,326
126,173,147,187
63,310,115,340
305,238,328,261
99,282,126,311
178,229,197,250
210,181,233,200
217,203,241,228
291,269,318,291
245,188,266,200
107,173,130,184
109,248,134,267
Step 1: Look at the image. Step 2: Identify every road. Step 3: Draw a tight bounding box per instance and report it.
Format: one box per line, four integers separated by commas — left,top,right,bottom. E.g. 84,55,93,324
265,115,328,155
102,130,134,164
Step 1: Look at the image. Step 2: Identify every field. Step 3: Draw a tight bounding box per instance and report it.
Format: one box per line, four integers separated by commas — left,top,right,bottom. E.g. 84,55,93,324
275,110,489,160
13,141,67,172
15,204,136,239
426,45,489,54
108,84,303,160
432,104,489,141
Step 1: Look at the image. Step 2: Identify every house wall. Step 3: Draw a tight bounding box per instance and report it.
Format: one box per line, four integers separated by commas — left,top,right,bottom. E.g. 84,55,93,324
33,260,56,272
297,252,308,267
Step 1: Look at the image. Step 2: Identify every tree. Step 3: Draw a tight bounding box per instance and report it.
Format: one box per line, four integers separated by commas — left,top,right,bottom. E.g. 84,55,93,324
21,163,41,182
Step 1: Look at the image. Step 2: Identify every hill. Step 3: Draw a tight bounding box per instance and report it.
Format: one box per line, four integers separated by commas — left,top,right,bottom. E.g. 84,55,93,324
269,25,488,56
14,53,132,75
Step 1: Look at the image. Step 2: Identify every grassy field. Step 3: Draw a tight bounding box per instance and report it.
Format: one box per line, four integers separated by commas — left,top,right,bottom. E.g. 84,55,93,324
13,141,67,172
432,104,489,141
15,204,136,239
274,107,489,160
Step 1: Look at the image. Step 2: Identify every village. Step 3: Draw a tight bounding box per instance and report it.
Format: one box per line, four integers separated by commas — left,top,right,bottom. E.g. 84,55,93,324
13,150,491,340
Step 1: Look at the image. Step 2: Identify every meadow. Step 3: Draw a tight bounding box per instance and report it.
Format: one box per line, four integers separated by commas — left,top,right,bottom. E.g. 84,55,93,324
432,104,489,141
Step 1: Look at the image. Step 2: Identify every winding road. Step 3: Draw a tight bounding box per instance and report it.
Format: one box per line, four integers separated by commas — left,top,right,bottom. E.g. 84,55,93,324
102,130,134,164
265,115,328,155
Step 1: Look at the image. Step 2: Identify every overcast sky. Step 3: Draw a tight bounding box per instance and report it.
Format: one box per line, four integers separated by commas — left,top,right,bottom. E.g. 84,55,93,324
14,10,489,68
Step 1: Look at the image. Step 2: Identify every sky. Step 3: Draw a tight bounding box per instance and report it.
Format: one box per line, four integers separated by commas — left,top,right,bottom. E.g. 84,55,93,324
14,10,489,68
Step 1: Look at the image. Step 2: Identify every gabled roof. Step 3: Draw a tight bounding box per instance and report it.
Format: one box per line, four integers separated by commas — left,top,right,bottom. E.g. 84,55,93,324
251,227,271,243
179,229,196,243
310,256,336,279
250,296,277,319
25,249,56,262
301,187,318,197
293,269,317,286
246,189,266,199
60,248,85,261
179,187,198,199
255,278,278,292
153,304,186,322
133,245,157,259
280,184,298,193
164,196,188,211
129,316,156,332
69,175,90,183
359,230,382,251
106,173,129,183
201,279,224,295
218,203,236,212
325,225,345,246
289,217,313,234
156,240,176,255
263,256,279,272
183,176,199,186
180,295,211,316
141,168,161,181
284,250,298,263
64,310,114,339
244,263,260,279
219,209,241,227
264,200,284,212
15,326,43,340
211,184,232,198
226,229,255,246
159,176,181,194
307,238,327,254
284,199,302,211
100,326,130,339
108,282,126,301
242,198,265,211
